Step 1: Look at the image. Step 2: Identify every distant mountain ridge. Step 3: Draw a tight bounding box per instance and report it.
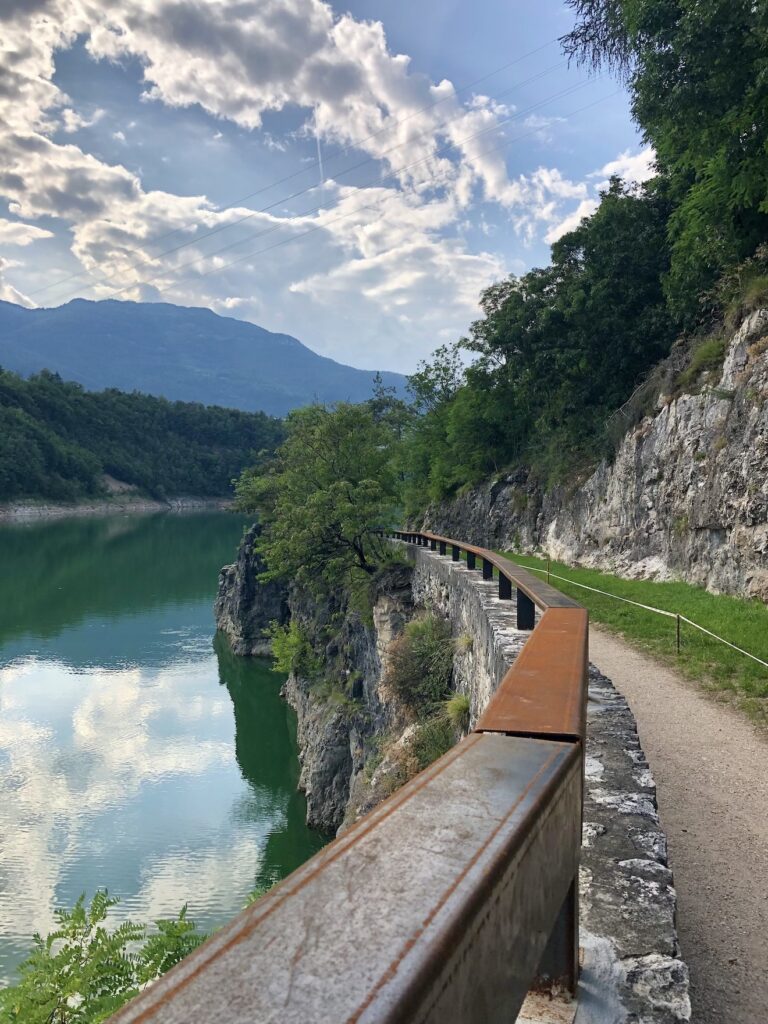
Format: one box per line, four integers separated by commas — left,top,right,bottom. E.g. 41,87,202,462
0,299,406,415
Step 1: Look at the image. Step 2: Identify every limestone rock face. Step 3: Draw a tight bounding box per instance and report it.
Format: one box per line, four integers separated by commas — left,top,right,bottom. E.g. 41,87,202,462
424,309,768,600
213,523,288,655
282,565,415,832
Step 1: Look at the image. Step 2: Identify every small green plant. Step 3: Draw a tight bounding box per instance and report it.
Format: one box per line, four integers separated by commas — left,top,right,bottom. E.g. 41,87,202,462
677,336,727,392
244,881,275,908
410,716,454,771
672,513,689,538
444,692,471,733
455,633,473,653
385,613,453,715
710,387,735,401
0,891,206,1024
265,620,320,676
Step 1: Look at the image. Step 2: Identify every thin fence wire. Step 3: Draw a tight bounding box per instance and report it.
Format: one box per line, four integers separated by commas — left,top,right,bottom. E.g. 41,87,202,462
510,558,768,670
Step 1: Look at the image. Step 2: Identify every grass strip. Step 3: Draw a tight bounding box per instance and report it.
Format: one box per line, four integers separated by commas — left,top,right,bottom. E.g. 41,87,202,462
496,551,768,726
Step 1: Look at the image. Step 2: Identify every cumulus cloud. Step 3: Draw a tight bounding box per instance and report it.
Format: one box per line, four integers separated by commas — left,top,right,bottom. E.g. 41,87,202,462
0,0,608,366
591,146,656,186
0,218,53,245
0,255,35,306
544,197,599,244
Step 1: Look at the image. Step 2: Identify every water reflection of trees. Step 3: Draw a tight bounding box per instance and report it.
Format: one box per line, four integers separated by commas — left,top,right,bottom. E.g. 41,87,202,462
0,513,248,646
214,632,329,888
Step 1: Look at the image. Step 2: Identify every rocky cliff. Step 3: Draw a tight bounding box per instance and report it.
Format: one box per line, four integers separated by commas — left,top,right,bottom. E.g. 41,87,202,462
214,523,288,655
282,566,417,831
424,310,768,600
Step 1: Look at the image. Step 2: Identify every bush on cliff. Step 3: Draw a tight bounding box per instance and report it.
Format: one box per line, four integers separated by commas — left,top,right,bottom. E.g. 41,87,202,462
385,613,454,716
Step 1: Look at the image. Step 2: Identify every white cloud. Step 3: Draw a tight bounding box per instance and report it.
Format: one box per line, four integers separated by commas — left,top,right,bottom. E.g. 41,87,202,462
544,197,599,244
590,146,656,187
0,255,36,306
61,106,104,133
0,217,53,245
0,0,616,367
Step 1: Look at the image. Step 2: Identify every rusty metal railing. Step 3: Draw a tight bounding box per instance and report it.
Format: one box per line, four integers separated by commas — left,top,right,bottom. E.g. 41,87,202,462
108,531,588,1024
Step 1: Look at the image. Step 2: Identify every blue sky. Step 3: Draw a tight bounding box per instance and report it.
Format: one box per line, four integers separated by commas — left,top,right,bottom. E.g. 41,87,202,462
0,0,652,372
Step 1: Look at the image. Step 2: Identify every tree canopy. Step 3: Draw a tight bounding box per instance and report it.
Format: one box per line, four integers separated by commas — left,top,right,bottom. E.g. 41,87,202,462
0,368,283,502
235,402,403,590
563,0,768,318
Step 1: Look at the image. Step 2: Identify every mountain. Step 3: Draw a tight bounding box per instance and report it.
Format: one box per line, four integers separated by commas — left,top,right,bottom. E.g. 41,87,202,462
0,299,406,416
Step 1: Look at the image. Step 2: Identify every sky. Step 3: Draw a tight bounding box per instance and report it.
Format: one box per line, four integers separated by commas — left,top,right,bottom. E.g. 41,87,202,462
0,0,654,373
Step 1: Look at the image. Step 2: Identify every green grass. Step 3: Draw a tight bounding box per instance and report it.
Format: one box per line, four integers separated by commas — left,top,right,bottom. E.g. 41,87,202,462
497,551,768,726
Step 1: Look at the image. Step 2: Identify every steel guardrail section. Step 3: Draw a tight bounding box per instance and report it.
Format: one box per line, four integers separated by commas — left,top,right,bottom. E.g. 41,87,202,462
108,735,582,1024
418,532,580,610
393,531,589,741
476,607,589,739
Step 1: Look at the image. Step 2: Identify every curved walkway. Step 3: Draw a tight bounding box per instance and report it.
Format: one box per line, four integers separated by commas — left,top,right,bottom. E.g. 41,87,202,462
589,626,768,1024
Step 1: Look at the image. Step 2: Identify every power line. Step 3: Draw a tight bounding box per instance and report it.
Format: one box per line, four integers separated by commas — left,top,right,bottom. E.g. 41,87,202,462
26,42,565,302
101,89,621,301
28,35,560,297
54,73,601,304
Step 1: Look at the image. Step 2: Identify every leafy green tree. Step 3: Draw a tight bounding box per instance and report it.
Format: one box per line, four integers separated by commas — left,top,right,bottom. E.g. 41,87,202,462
399,176,677,503
0,891,205,1024
563,0,768,319
235,403,400,590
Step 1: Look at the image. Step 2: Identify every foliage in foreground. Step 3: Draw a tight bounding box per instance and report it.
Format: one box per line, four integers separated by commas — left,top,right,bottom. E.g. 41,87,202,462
0,891,206,1024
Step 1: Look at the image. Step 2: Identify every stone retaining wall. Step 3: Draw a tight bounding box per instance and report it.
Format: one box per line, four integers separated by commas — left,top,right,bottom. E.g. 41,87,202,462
407,546,691,1023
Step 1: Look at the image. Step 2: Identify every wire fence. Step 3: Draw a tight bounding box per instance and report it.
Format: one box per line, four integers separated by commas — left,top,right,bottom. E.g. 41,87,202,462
511,558,768,670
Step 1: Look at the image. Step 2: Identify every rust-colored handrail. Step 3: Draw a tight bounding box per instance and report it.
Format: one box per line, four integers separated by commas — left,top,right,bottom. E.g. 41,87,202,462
392,530,589,742
107,529,588,1024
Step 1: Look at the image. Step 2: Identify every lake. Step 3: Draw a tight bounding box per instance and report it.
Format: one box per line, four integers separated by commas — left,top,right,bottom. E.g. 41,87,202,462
0,511,327,983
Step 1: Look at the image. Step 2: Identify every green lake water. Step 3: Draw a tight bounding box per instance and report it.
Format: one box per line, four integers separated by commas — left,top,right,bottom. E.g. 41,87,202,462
0,511,327,984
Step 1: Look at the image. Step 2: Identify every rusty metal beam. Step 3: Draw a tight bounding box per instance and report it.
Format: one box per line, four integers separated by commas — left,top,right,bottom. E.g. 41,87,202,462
108,736,582,1024
476,608,588,741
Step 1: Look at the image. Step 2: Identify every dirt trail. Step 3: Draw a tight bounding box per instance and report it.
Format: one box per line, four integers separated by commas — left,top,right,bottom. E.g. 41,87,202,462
589,626,768,1024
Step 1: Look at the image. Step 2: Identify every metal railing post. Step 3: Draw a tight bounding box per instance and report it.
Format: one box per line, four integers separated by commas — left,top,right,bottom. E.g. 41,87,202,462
517,588,536,630
451,544,460,561
533,878,579,997
482,558,493,580
499,574,512,600
430,538,437,551
466,551,476,570
439,540,447,555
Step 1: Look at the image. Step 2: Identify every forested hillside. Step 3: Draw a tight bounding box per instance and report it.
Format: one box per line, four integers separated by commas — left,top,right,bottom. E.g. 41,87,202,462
0,369,283,502
382,0,768,511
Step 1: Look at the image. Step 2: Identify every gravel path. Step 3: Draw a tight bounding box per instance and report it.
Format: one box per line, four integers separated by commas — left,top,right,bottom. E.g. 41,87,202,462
589,626,768,1024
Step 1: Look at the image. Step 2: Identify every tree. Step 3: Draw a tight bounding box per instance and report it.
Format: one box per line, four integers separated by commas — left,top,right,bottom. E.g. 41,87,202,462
563,0,768,319
399,176,677,502
235,403,400,590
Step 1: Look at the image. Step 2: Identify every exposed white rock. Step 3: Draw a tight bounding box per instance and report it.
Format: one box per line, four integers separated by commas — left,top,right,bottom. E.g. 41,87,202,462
425,310,768,601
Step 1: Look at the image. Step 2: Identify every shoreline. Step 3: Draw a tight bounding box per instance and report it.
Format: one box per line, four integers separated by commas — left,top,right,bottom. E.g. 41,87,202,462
0,495,234,523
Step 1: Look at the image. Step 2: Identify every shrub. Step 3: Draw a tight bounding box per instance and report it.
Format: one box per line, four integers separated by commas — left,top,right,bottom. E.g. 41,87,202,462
444,692,471,733
677,337,726,392
410,716,455,772
385,613,453,715
0,891,205,1024
265,620,320,677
